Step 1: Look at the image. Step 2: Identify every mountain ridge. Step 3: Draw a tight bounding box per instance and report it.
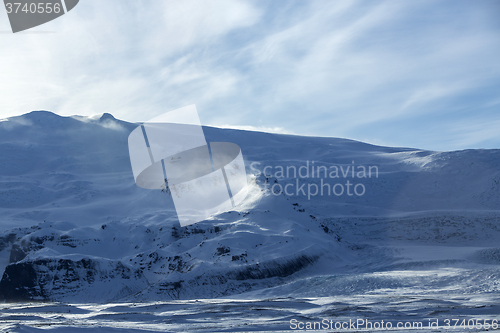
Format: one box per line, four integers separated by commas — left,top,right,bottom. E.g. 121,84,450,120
0,110,498,302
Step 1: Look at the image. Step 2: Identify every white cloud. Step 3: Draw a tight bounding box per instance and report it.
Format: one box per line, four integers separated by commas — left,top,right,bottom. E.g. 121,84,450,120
0,0,260,120
445,118,500,150
401,82,470,110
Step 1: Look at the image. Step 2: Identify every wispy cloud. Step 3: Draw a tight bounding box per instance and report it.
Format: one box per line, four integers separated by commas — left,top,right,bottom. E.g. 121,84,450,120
401,82,470,110
0,0,260,120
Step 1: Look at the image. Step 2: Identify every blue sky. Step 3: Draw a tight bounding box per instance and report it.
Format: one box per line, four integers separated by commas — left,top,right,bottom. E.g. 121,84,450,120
1,0,499,151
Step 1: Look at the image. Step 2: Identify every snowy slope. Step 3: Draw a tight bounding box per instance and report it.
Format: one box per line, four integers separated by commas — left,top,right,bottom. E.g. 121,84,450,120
0,111,499,304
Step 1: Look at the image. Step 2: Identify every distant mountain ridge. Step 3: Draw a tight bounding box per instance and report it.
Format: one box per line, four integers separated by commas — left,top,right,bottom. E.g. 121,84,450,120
0,111,499,302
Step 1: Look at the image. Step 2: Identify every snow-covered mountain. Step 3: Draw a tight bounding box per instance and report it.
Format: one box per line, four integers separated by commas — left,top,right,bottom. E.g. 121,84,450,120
0,111,499,303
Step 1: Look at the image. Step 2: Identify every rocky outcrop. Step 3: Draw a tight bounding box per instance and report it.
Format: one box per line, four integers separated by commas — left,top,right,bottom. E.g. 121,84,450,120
0,258,148,302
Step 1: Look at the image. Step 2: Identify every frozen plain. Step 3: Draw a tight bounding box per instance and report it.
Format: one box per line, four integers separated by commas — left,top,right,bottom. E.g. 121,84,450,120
0,111,499,332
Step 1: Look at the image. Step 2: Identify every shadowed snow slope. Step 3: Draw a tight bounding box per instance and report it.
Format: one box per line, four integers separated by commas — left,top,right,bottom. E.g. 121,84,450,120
0,111,498,302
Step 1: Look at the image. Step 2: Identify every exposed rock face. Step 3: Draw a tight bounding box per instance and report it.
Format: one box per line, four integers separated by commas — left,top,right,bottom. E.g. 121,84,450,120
138,254,320,300
0,262,38,302
0,258,147,302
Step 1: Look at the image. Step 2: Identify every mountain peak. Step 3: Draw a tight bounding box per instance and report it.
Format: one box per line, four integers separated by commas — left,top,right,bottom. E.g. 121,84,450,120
25,110,61,119
8,110,65,126
99,113,116,122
